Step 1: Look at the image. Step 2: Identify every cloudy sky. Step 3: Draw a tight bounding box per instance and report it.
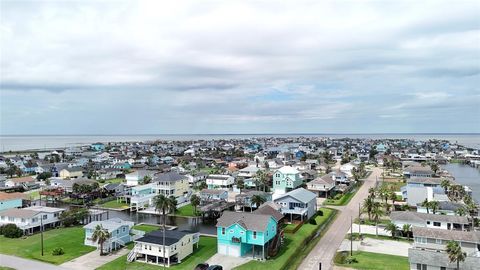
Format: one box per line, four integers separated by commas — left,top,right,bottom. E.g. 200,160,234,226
1,0,479,135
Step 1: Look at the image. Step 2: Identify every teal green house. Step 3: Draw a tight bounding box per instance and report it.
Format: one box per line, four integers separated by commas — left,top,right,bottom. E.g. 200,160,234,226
272,166,303,193
216,211,278,259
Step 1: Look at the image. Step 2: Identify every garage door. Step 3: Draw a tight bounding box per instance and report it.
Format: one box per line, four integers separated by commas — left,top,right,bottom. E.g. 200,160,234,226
218,244,241,257
228,244,241,257
218,243,228,255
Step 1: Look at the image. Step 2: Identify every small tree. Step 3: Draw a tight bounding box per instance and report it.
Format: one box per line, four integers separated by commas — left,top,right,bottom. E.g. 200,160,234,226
190,194,200,215
91,225,110,255
250,194,267,211
446,240,467,270
402,224,412,238
384,222,399,239
371,202,384,236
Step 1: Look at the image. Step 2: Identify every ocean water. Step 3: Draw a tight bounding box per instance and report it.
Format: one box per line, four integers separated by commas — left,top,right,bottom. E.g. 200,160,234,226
0,133,479,152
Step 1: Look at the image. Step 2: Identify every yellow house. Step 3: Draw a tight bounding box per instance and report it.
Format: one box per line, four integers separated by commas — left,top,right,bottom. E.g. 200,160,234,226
153,172,190,204
59,167,83,179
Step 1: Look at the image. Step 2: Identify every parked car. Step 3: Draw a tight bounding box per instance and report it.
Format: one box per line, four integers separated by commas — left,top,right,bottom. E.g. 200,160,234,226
195,263,209,270
207,265,223,270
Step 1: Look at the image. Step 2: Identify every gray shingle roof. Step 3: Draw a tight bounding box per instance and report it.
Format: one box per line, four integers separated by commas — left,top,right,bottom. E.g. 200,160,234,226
390,211,469,224
153,172,186,182
412,226,480,243
216,211,274,231
276,187,317,204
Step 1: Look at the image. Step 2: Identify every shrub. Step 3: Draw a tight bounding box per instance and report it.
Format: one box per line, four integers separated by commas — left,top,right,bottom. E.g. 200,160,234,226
317,210,324,216
345,256,358,264
309,218,317,225
2,224,23,238
334,194,343,200
52,247,65,256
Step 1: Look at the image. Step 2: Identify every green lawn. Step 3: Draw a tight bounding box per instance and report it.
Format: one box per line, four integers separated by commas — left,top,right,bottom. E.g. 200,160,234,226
100,200,130,209
0,226,95,265
175,204,199,217
335,251,409,270
96,236,217,270
0,267,16,270
379,181,405,192
132,224,161,233
325,182,363,206
104,178,125,184
235,208,336,270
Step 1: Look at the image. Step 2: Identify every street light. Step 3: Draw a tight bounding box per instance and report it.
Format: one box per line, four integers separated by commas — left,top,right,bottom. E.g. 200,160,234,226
40,212,44,256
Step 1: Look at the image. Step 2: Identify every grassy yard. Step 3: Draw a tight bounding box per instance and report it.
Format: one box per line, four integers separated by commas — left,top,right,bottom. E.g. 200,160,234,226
354,218,390,226
235,208,336,270
335,251,409,270
325,182,363,206
0,226,95,265
96,236,217,270
103,178,125,184
175,204,199,217
0,267,16,270
132,224,161,233
379,181,405,192
99,200,130,209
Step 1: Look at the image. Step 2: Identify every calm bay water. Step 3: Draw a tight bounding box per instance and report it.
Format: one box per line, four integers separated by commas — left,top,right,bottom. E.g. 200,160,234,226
442,163,480,202
2,133,479,152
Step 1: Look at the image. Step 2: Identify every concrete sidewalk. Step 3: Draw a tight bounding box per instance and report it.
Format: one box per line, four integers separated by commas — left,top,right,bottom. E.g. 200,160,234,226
60,248,128,270
0,254,68,270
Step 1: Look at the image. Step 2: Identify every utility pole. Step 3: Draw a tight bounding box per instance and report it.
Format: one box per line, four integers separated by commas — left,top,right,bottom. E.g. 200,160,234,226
358,203,361,239
350,216,353,256
40,213,44,256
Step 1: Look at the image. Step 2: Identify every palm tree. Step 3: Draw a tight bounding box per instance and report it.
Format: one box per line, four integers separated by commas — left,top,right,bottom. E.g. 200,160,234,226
368,187,376,199
362,196,374,221
421,199,430,214
446,240,467,270
91,224,110,255
429,200,439,214
237,179,245,194
455,207,467,216
441,179,451,194
153,194,169,268
384,222,399,239
402,224,412,238
371,202,384,236
250,195,266,211
256,170,269,192
168,196,177,216
190,194,200,216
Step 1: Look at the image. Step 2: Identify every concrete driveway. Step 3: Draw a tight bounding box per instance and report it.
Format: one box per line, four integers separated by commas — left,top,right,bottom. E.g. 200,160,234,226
205,253,252,270
60,248,129,270
298,168,382,270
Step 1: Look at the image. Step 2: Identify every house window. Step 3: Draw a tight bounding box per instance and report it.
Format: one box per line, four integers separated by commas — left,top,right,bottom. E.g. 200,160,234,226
253,231,257,239
222,228,225,235
433,222,441,227
436,239,442,244
415,237,427,244
440,267,446,270
229,229,234,234
426,221,430,225
123,227,126,232
8,217,14,222
43,215,47,220
240,231,244,235
21,218,25,223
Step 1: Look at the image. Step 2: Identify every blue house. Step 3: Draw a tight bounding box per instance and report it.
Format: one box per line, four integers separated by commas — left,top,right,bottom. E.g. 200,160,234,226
0,192,25,211
216,211,278,259
91,142,106,152
83,218,137,253
295,151,306,160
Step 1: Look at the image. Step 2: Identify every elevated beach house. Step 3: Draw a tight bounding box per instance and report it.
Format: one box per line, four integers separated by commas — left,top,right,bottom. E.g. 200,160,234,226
274,188,317,222
84,218,136,253
216,211,279,259
272,166,303,194
127,230,200,267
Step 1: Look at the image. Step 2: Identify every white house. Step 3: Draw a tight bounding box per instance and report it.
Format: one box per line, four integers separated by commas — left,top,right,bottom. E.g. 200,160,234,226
84,218,137,253
206,174,235,189
0,206,65,234
128,230,200,267
125,170,157,186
